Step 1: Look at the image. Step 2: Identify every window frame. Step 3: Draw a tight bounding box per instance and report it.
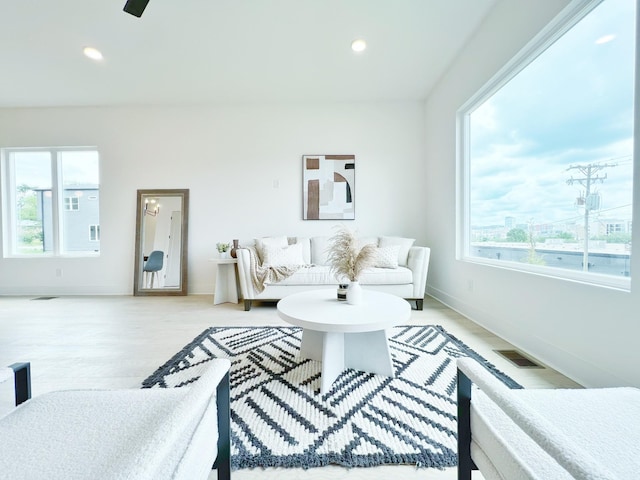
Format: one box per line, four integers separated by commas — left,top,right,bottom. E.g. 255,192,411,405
456,0,633,291
1,146,100,258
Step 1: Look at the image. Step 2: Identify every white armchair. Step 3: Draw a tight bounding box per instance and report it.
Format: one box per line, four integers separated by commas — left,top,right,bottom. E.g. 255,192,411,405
457,357,640,479
0,359,231,480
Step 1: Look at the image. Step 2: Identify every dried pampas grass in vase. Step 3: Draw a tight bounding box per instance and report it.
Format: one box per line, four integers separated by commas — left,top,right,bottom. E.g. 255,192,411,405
327,226,376,304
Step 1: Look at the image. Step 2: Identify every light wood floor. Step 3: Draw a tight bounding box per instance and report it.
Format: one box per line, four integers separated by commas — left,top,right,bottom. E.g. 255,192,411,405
0,295,579,480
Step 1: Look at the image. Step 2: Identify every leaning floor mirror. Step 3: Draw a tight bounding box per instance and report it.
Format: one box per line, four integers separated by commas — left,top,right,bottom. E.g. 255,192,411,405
134,189,189,296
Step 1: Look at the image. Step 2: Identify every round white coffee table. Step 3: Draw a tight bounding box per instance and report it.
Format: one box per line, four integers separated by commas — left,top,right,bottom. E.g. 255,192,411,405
277,289,411,394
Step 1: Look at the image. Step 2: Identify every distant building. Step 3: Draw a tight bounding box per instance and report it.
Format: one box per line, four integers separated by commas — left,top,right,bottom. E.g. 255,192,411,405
470,224,506,241
35,185,100,253
532,223,555,237
505,216,516,229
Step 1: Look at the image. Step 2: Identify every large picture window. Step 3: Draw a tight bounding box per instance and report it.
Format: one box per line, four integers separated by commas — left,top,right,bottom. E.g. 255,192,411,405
1,147,100,256
458,0,635,289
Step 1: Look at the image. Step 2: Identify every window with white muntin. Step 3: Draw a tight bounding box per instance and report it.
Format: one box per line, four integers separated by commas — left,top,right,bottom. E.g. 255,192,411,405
1,147,100,256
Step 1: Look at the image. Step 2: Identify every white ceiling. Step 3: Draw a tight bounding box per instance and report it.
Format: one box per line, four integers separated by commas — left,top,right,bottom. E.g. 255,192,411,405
0,0,497,107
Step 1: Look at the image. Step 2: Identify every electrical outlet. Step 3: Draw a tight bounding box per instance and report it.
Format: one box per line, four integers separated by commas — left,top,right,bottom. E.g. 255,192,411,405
273,179,280,189
55,268,63,278
467,279,474,292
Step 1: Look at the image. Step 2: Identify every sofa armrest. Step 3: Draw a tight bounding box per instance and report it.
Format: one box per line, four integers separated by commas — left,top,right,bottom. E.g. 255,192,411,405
406,246,430,299
235,248,255,301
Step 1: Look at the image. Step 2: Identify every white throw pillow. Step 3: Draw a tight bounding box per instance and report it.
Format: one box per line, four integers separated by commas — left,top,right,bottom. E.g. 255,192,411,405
263,243,305,267
358,237,379,249
311,236,330,265
378,236,415,266
293,237,312,264
255,236,288,263
374,245,400,269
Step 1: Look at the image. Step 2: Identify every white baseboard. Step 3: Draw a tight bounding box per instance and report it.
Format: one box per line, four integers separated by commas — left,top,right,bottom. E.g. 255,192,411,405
0,286,131,296
426,286,628,388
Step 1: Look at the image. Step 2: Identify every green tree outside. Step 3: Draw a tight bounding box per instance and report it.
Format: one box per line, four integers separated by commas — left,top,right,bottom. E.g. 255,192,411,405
506,228,528,242
16,184,44,253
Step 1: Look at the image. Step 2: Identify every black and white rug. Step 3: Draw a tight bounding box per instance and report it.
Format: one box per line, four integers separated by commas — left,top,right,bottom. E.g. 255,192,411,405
142,325,519,470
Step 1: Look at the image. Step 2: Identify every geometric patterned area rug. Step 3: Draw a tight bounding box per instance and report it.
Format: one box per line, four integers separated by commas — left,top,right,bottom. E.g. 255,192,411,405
142,325,520,470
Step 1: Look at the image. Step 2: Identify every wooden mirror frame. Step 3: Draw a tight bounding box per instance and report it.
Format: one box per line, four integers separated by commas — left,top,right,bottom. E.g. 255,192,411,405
133,189,189,296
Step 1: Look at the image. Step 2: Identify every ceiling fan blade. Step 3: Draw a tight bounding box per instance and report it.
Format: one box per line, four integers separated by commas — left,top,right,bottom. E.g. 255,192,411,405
123,0,150,17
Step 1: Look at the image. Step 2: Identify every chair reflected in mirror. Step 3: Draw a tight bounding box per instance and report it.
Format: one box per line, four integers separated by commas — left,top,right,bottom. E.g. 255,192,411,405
143,250,164,288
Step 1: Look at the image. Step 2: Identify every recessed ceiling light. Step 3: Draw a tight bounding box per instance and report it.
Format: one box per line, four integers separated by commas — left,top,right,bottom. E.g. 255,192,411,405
83,47,103,61
595,34,616,45
351,39,367,53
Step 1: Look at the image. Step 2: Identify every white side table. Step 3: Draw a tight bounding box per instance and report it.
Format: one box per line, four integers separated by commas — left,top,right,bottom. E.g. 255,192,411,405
277,289,411,394
210,258,239,305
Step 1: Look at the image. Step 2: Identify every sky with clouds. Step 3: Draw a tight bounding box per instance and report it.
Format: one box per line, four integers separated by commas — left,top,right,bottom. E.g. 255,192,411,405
13,150,99,189
469,0,634,230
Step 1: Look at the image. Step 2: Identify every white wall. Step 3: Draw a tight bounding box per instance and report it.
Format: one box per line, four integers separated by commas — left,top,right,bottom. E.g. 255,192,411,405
424,0,640,388
0,102,428,296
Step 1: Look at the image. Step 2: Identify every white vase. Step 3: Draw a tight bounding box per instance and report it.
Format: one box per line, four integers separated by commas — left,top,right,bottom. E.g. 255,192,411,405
346,280,363,305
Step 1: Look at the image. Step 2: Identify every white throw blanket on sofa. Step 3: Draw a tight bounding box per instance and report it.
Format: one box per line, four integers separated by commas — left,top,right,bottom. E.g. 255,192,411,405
245,246,303,293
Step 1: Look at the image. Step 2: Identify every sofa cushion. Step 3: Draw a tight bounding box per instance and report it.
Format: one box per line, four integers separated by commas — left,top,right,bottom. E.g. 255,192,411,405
379,236,415,266
360,266,412,285
263,243,306,267
268,265,334,285
0,389,189,479
255,236,288,263
374,245,400,269
270,265,413,286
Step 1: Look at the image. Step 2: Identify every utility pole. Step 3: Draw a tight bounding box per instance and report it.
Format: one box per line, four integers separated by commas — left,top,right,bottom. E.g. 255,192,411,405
566,162,616,271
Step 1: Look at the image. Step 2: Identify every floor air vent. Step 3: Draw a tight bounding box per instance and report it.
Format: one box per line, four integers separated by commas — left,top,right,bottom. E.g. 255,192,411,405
32,296,58,301
494,349,543,368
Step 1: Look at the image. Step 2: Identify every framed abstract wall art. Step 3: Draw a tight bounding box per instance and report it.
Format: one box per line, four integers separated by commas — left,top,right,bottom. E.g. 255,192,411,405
302,154,355,220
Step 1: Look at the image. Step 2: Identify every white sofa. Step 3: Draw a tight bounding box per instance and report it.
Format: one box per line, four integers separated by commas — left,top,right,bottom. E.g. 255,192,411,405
457,357,640,480
236,235,430,311
0,360,231,480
